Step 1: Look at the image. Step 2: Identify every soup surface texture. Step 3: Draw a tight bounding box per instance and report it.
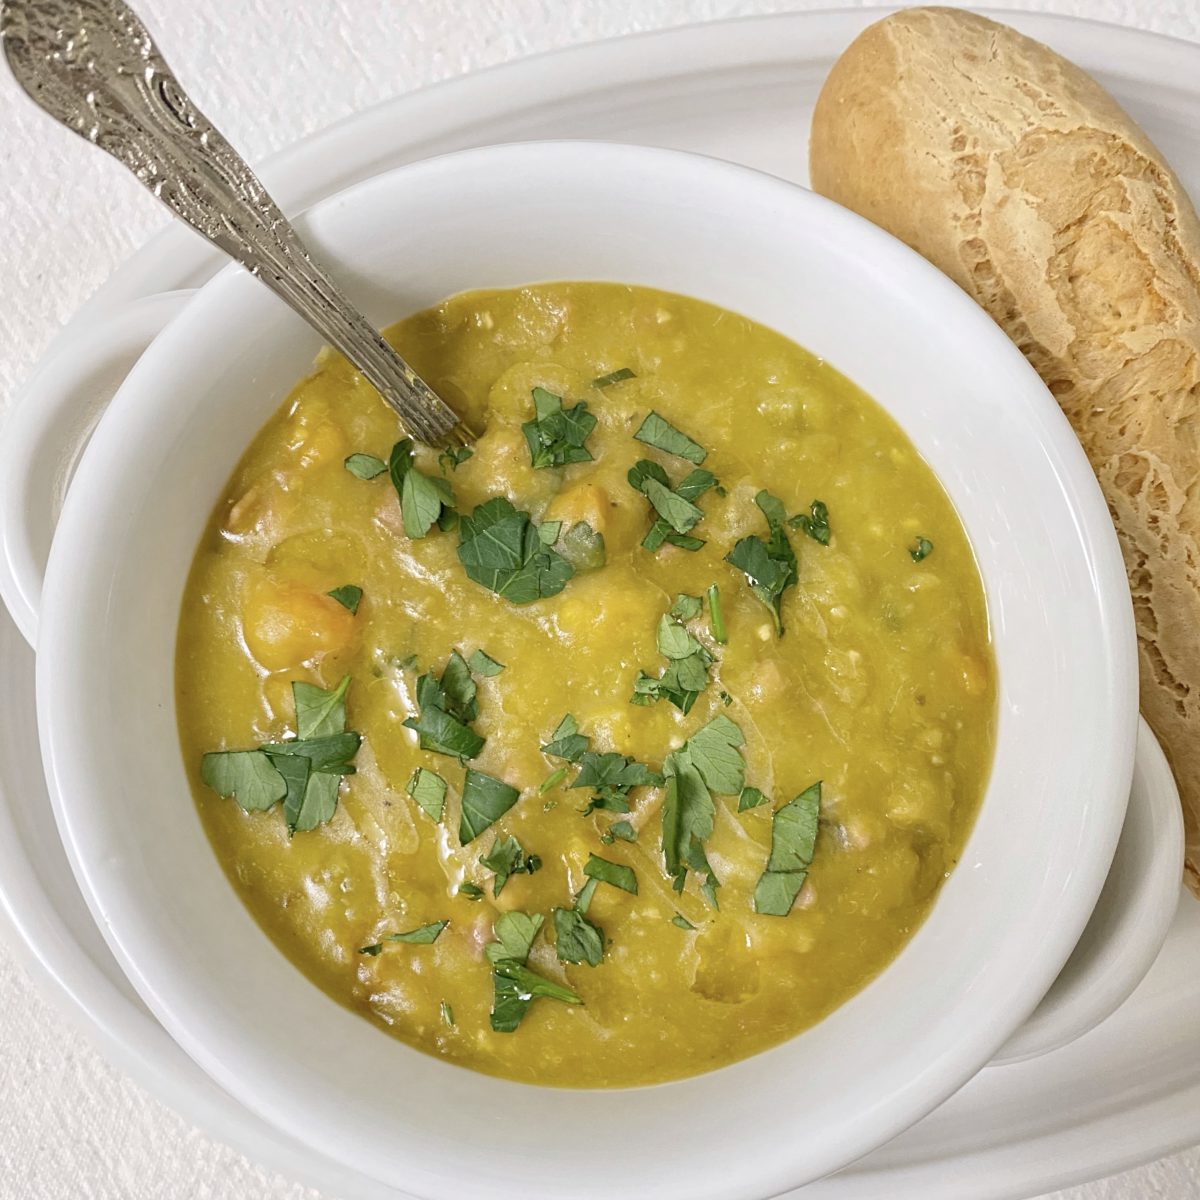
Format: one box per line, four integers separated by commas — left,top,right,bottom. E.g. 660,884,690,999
177,282,995,1087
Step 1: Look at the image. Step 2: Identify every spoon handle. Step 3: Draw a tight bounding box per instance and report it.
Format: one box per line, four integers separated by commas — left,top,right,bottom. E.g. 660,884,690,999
1,0,469,447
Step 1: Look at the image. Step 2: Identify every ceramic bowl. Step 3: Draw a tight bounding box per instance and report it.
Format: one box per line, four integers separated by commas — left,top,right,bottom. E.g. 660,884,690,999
26,142,1137,1199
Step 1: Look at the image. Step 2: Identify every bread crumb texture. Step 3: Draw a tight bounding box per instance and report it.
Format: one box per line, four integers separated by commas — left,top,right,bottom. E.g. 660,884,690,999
810,6,1200,893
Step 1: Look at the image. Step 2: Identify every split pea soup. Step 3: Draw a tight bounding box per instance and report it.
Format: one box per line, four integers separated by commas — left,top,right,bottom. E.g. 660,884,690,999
177,281,995,1087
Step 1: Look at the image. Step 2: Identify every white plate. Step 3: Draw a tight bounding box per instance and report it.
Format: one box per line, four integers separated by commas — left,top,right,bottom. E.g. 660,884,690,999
1,9,1198,1200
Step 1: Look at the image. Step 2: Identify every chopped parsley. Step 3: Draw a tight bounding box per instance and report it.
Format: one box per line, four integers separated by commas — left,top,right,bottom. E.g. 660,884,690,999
459,881,484,901
790,499,831,545
539,767,568,794
439,445,474,472
671,913,697,931
556,521,606,572
910,536,934,562
407,767,447,822
541,716,659,812
480,834,542,896
200,751,286,814
632,463,703,533
592,367,636,388
725,490,798,636
466,648,505,677
457,497,575,604
459,769,521,844
402,653,486,760
632,597,715,714
753,782,821,916
358,920,448,954
541,714,590,763
553,905,605,967
706,583,727,644
486,912,582,1032
572,751,662,814
344,452,387,480
522,387,597,469
584,853,638,895
639,464,719,552
634,411,707,465
737,786,769,812
661,715,746,907
440,1000,455,1027
388,439,456,538
601,819,637,844
326,584,362,614
201,676,361,834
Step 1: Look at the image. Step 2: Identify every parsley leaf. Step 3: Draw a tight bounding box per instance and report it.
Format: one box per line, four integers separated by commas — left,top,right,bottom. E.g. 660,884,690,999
486,911,544,964
641,476,704,534
459,769,521,844
671,913,697,930
521,387,597,469
439,445,474,472
486,911,581,1031
574,878,599,915
541,714,590,763
437,651,478,721
657,612,703,660
440,1000,455,1026
480,834,542,896
584,853,638,894
660,716,746,907
789,500,830,545
682,714,746,795
491,960,583,1032
601,819,637,844
202,676,362,834
200,750,286,813
293,675,351,739
459,881,484,901
359,920,448,953
553,906,605,966
632,604,714,714
910,536,934,562
402,658,485,761
592,367,636,388
407,767,447,822
640,467,718,552
557,521,606,572
326,584,362,615
738,786,769,812
344,452,387,480
457,497,575,604
753,782,821,916
634,411,707,464
724,490,798,635
572,751,662,814
467,648,504,677
388,439,455,538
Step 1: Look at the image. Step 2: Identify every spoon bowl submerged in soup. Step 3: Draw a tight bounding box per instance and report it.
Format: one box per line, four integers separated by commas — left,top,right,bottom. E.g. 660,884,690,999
176,281,995,1087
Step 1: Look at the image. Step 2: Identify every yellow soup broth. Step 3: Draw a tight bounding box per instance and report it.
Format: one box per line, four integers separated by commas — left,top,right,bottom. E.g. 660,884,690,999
176,282,995,1087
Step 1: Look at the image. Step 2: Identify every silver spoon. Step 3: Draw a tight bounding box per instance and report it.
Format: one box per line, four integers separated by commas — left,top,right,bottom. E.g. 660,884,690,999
0,0,472,448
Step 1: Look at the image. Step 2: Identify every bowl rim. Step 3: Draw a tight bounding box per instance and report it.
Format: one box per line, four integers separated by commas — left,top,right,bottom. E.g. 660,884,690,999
33,139,1139,1199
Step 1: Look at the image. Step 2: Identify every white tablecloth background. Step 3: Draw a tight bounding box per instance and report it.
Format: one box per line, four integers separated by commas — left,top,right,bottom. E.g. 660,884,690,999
1,1,1198,1196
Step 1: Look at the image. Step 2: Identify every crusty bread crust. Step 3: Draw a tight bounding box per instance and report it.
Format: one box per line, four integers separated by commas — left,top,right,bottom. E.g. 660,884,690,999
811,6,1200,894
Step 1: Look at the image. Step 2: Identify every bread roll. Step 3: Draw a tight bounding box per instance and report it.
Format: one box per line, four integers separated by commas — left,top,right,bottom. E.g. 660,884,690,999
810,6,1200,894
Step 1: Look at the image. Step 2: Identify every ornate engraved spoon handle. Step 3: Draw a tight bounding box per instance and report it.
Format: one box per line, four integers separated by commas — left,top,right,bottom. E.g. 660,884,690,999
0,0,469,447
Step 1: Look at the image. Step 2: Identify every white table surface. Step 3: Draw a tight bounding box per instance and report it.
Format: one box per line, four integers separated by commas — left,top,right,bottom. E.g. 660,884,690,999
1,1,1199,1197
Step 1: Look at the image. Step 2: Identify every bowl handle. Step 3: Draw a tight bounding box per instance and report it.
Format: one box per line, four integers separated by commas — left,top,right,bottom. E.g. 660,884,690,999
990,717,1185,1065
0,290,194,647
